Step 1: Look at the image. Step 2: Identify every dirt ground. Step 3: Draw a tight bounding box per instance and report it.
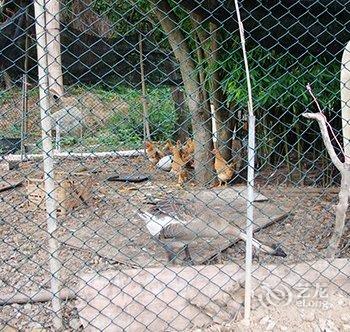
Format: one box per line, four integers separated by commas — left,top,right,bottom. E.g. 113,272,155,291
0,154,349,330
196,289,350,332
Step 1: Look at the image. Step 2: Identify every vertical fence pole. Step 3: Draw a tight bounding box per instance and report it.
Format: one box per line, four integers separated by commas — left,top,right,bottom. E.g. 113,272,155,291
233,0,255,325
33,0,63,329
46,0,64,96
341,40,350,163
20,74,28,161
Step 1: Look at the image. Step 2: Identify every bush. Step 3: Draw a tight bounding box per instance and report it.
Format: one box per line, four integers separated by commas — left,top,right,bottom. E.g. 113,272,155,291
69,84,178,150
103,86,177,145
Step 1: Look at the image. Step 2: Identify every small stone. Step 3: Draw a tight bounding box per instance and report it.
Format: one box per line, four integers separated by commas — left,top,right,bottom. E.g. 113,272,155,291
312,323,322,332
266,320,276,331
301,310,315,322
342,324,350,331
279,326,288,331
1,327,16,332
24,303,31,310
341,314,350,323
325,320,339,332
338,298,346,306
69,318,82,330
259,316,270,325
318,318,327,331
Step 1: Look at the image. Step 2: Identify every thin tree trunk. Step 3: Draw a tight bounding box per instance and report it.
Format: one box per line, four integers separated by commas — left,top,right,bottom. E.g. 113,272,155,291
3,71,12,90
153,0,214,185
191,14,210,110
46,0,63,95
210,23,233,162
139,33,151,140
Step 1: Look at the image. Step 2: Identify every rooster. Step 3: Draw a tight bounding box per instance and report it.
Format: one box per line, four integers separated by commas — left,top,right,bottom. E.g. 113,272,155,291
170,141,188,186
212,148,236,187
181,138,195,169
145,141,164,165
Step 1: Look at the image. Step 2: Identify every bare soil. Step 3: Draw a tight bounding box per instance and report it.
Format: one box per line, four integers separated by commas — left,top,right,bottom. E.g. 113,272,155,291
0,155,348,330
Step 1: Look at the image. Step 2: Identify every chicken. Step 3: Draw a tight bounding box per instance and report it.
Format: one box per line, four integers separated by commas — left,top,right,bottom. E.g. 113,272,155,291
169,141,188,186
181,138,195,168
145,141,164,165
212,148,235,186
162,140,174,156
138,196,287,264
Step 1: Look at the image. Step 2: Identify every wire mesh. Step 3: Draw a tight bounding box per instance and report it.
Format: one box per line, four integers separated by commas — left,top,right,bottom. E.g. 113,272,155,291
0,0,349,330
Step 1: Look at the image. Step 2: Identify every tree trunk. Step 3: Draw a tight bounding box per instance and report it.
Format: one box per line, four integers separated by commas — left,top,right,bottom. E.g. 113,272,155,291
191,13,210,113
171,86,190,143
3,70,12,90
210,23,233,162
153,0,214,185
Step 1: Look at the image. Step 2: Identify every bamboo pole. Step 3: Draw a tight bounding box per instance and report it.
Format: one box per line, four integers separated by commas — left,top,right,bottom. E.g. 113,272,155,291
33,0,63,329
233,0,255,325
4,149,144,161
45,0,63,95
139,33,151,141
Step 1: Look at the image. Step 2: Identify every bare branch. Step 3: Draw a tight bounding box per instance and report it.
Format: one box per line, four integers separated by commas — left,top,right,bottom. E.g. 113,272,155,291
327,176,350,256
302,112,344,171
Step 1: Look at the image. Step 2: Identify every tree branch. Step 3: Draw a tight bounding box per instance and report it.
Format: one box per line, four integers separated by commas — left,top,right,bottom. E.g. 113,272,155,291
302,112,344,172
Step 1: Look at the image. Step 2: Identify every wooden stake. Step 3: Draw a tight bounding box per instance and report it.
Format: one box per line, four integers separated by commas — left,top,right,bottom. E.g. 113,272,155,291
139,33,151,141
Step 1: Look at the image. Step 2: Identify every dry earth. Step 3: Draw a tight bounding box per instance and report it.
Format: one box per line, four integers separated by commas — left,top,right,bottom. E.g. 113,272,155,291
0,155,348,330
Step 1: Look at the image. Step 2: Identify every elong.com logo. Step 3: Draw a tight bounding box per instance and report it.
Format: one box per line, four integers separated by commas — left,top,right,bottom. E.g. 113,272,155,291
257,283,331,310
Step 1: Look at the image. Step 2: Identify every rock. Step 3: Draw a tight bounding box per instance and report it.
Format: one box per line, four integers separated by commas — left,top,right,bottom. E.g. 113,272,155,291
156,155,172,171
1,327,17,332
284,223,292,230
318,318,327,331
342,324,350,331
69,318,82,330
319,319,339,332
342,314,350,322
279,326,288,331
312,322,322,332
301,310,315,322
24,303,32,310
266,320,276,331
338,298,349,307
259,316,270,325
325,320,339,332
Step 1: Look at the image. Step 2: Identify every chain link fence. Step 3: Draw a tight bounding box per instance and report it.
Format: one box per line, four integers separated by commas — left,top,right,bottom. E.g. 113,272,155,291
0,0,349,330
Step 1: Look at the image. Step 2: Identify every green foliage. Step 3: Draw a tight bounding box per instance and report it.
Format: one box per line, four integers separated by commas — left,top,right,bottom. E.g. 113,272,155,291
92,0,154,36
71,85,177,149
222,46,339,111
107,86,177,143
61,135,78,147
